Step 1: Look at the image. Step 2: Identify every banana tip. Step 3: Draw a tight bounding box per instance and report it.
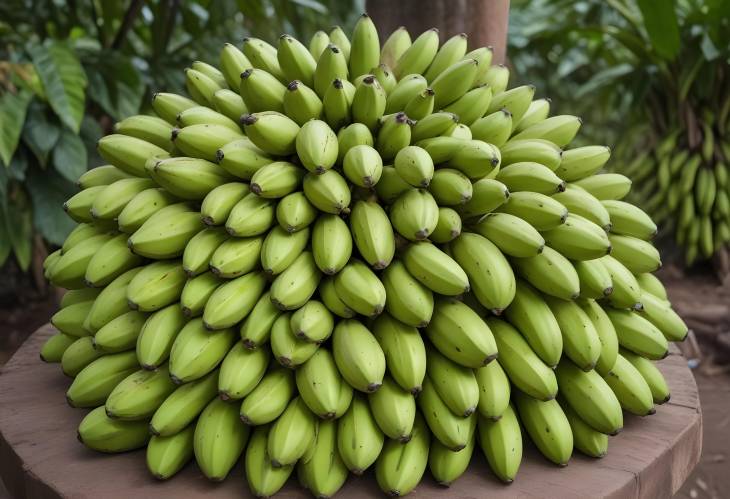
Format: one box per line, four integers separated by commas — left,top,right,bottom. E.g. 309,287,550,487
366,382,382,392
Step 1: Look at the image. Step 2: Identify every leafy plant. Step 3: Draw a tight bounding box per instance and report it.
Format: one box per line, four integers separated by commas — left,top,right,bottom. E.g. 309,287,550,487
0,0,360,280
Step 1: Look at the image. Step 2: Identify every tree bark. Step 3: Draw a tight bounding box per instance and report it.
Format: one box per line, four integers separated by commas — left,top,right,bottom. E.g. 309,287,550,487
366,0,510,64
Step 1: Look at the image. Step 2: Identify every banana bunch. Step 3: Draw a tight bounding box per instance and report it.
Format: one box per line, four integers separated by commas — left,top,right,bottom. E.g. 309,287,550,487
615,111,730,267
41,14,689,498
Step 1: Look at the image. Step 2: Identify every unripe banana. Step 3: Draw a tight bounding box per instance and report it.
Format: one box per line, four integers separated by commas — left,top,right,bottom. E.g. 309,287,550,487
66,351,139,408
296,119,338,174
225,192,275,237
128,204,203,259
429,168,471,205
470,109,513,147
297,419,349,498
574,173,632,200
105,364,177,420
443,84,493,126
77,406,150,453
168,319,236,383
209,236,262,278
427,299,498,368
59,287,101,309
259,226,308,277
449,140,502,180
488,317,557,400
283,80,323,125
412,111,459,142
182,227,228,276
404,87,435,120
278,34,316,87
270,312,320,368
424,32,469,82
150,156,233,200
393,28,439,79
238,67,286,114
176,105,241,132
115,114,174,152
555,359,623,435
503,279,562,367
458,178,510,219
333,319,386,392
552,184,612,230
419,376,476,450
117,188,178,234
241,111,300,156
270,251,321,310
213,88,248,122
477,405,522,483
514,391,573,466
512,115,582,147
49,234,112,289
319,276,356,319
203,271,266,330
314,43,349,98
637,291,687,342
39,332,76,363
343,144,383,187
334,260,386,317
267,396,317,467
375,412,430,497
450,232,516,314
443,123,472,139
473,212,544,258
349,200,395,269
61,336,102,376
136,303,187,369
84,267,142,333
430,58,479,109
337,123,374,163
51,300,94,337
242,36,285,81
194,397,250,481
487,84,536,126
127,261,187,312
428,208,461,244
151,92,198,124
543,213,612,261
63,186,103,223
201,182,250,227
373,166,410,205
372,63,397,95
337,393,384,474
390,188,439,241
496,161,565,195
429,432,474,486
218,342,268,400
245,425,294,497
621,349,670,404
239,291,282,349
475,360,511,420
240,368,296,425
216,139,274,180
545,295,602,370
94,310,147,353
171,124,242,163
146,425,195,480
574,258,613,299
599,255,642,309
352,75,387,131
608,234,661,274
62,223,113,254
380,26,411,70
375,112,412,161
185,66,223,106
555,145,611,181
379,260,433,327
500,138,562,171
303,169,351,214
403,241,469,296
603,354,655,416
427,346,480,417
497,191,567,230
371,314,426,395
560,398,608,458
604,308,669,360
323,78,355,129
219,42,251,88
296,348,348,419
513,97,550,132
249,161,304,199
512,246,580,300
576,298,618,376
97,134,169,177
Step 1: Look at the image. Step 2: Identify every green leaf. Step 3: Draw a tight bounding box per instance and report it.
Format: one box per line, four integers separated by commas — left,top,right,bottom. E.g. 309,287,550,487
53,128,87,183
575,63,635,98
0,89,32,166
5,196,32,271
29,40,88,133
22,102,61,167
25,165,77,246
636,0,681,60
0,205,12,268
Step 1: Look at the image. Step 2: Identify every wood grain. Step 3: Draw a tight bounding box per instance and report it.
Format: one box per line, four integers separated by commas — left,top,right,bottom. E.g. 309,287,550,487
0,325,701,499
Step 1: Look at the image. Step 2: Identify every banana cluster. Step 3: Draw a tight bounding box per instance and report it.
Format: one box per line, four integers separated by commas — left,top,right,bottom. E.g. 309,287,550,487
618,122,730,265
39,14,688,498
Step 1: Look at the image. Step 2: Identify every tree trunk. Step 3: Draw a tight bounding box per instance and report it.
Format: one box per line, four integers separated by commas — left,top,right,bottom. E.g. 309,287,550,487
366,0,510,64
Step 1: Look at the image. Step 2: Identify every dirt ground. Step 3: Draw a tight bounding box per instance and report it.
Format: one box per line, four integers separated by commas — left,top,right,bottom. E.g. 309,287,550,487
0,267,728,498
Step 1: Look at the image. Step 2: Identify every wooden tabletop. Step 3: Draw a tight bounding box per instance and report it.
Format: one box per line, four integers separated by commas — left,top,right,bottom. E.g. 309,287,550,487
0,324,701,499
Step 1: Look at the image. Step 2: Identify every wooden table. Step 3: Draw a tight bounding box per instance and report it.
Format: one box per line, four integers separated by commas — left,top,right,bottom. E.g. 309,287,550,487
0,325,702,498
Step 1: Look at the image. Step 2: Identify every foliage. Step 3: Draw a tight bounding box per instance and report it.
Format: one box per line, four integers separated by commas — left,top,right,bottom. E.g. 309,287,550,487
508,0,730,148
0,0,361,274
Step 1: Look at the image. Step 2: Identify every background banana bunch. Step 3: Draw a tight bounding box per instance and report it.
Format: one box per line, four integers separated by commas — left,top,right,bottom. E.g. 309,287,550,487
618,109,730,267
38,14,688,498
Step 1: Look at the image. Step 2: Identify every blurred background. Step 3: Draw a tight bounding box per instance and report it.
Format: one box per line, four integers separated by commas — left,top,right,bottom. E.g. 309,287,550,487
0,1,728,496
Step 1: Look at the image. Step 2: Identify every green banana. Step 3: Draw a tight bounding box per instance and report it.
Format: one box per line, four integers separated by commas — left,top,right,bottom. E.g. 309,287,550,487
240,291,283,349
151,92,198,125
375,112,412,161
203,271,267,330
241,111,300,156
430,207,462,243
136,303,187,369
323,78,355,130
500,138,562,171
128,204,203,259
39,332,76,363
296,348,349,418
574,173,632,200
429,433,474,486
578,298,619,376
168,318,236,383
77,406,149,453
375,412,430,497
602,354,655,416
621,349,670,404
334,260,387,317
105,364,177,420
393,28,439,79
555,145,611,182
267,396,317,467
429,168,472,205
337,393,384,474
511,246,580,300
49,234,112,289
97,134,169,177
514,391,573,466
261,225,309,275
333,319,386,392
50,300,94,337
296,419,349,498
290,300,334,343
303,169,352,214
209,236,263,279
276,191,317,233
552,184,612,230
419,376,476,450
608,234,662,274
127,261,187,312
61,336,102,376
497,191,567,231
201,183,250,227
270,312,320,367
66,351,139,408
427,347,480,417
182,227,228,276
245,425,294,497
380,26,411,70
352,75,387,131
194,397,250,481
176,105,241,132
513,97,550,132
372,313,427,394
84,267,143,333
604,308,669,360
242,36,285,81
560,399,608,458
343,144,383,187
458,178,510,219
270,251,321,310
94,310,147,353
637,291,688,342
350,200,395,269
477,405,522,482
218,342,268,400
295,119,338,174
599,255,642,309
225,192,275,237
146,425,195,479
213,89,248,122
474,360,511,420
473,212,544,257
117,188,178,234
470,109,513,147
497,161,565,194
283,80,323,125
216,139,274,180
544,295,602,371
380,260,433,328
319,276,356,319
